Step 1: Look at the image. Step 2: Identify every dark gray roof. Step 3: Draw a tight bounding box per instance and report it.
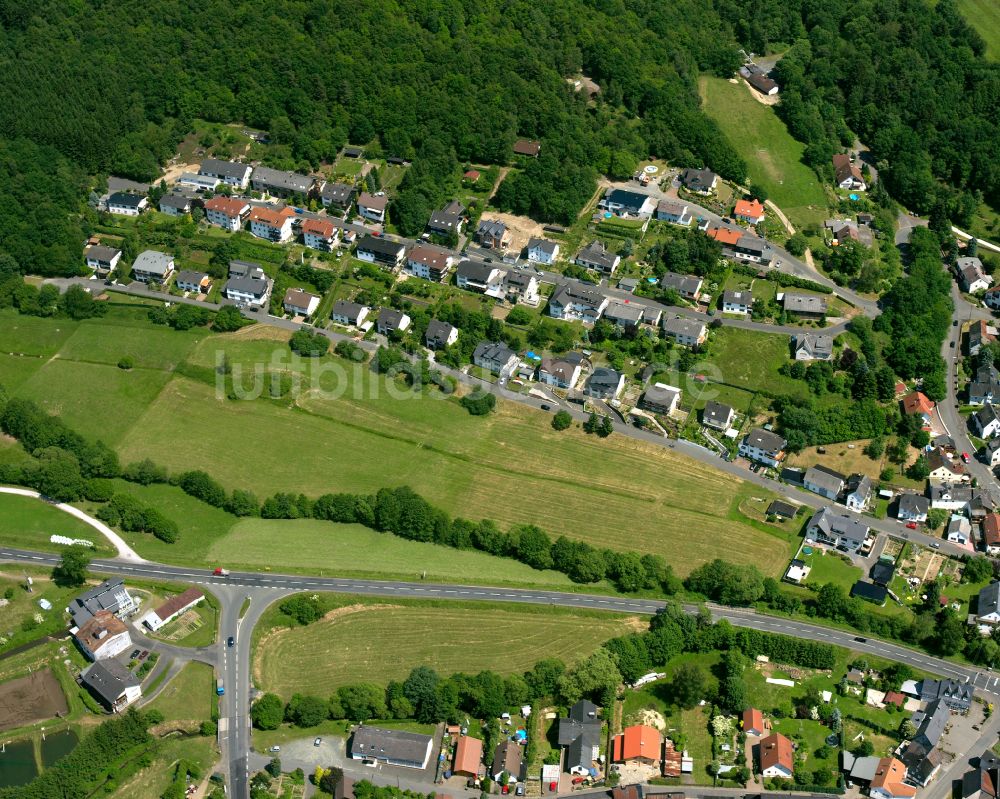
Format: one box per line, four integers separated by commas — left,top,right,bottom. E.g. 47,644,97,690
808,507,869,545
350,725,432,764
602,188,654,212
175,270,209,285
224,276,270,297
661,272,702,295
86,245,120,262
321,182,355,204
425,319,457,343
229,260,265,279
81,659,139,706
722,289,753,306
550,283,607,310
850,580,887,603
478,219,507,238
332,300,368,320
576,240,617,270
587,367,623,392
743,427,785,453
804,465,846,495
69,579,127,626
662,316,705,338
767,500,797,519
898,493,929,515
681,168,717,191
252,166,313,193
428,202,465,232
794,333,834,359
159,194,191,209
457,259,498,282
358,235,405,258
473,340,517,365
978,582,1000,618
783,293,828,314
199,158,251,180
911,698,950,748
527,237,558,255
976,404,1000,428
108,192,145,208
559,699,602,770
870,561,894,586
377,308,408,328
703,401,733,427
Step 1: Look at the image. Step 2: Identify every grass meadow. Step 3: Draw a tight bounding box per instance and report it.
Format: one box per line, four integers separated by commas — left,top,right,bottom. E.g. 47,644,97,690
957,0,1000,59
0,493,116,555
147,662,216,723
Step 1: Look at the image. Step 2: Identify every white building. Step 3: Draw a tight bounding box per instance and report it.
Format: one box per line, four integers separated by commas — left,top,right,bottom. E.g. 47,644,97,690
302,218,339,251
527,238,560,265
107,192,147,216
739,428,786,468
140,587,204,632
249,207,295,243
204,196,250,232
331,300,370,327
198,158,253,189
131,250,174,284
74,610,132,661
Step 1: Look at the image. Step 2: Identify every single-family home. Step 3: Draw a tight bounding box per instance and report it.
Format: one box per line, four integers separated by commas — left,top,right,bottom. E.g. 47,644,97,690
848,580,883,603
928,448,970,484
453,735,484,779
74,610,132,661
919,679,972,712
986,286,1000,312
709,228,773,264
301,218,339,251
722,289,753,315
603,301,644,330
599,188,657,218
969,364,1000,405
158,193,192,216
331,300,370,328
139,587,204,632
793,333,834,361
960,752,999,799
825,218,873,248
376,308,411,337
107,192,148,216
250,167,313,197
456,260,505,296
406,245,454,282
473,341,518,376
896,493,929,523
759,732,794,778
871,560,895,587
548,284,609,324
909,697,949,752
734,198,765,225
901,391,935,427
740,428,786,468
199,158,253,189
662,316,707,347
977,581,1000,623
463,169,481,183
80,659,142,713
986,439,1000,467
946,514,973,547
527,238,560,265
427,200,466,237
832,154,867,191
224,264,271,309
642,383,681,415
477,219,512,250
492,741,522,782
350,726,433,769
957,256,991,293
248,206,295,243
425,320,458,350
513,139,541,157
501,271,540,305
869,757,917,799
680,168,718,194
176,172,219,192
929,484,976,512
67,579,138,628
743,707,765,737
660,272,702,300
283,288,321,318
321,182,355,210
656,200,692,225
703,401,735,431
975,404,1000,438
204,196,250,231
558,700,601,776
984,515,1000,556
537,354,584,389
804,465,846,501
586,367,625,400
174,270,212,294
969,320,997,357
358,192,388,223
806,507,871,552
783,293,828,319
575,240,621,274
85,245,121,277
845,474,872,512
611,725,662,766
356,235,406,270
131,250,175,284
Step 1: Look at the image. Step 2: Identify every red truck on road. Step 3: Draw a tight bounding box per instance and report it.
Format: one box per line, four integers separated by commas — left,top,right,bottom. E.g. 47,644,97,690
213,568,230,576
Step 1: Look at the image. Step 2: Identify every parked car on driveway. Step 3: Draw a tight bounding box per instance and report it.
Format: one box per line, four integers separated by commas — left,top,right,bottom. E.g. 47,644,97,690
906,522,918,529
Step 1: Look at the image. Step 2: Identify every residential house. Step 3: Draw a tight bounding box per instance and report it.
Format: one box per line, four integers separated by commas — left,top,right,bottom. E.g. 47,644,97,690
896,493,929,523
548,284,609,324
803,465,846,501
734,198,765,225
977,581,1000,623
743,707,765,737
452,735,483,778
427,200,466,237
557,700,601,776
85,245,121,277
204,196,250,231
513,139,541,157
250,166,313,197
80,660,142,712
843,753,882,789
975,404,1000,438
969,364,1000,406
703,401,735,431
477,219,512,250
376,308,411,337
406,245,454,282
919,680,972,712
538,355,583,389
356,235,406,270
642,383,681,415
139,587,204,632
709,228,772,264
456,260,505,297
759,732,794,778
527,238,560,265
611,725,662,766
603,301,645,330
473,341,518,376
656,200,692,225
321,182,355,210
825,218,873,248
783,293,828,319
845,474,872,512
870,560,895,587
586,367,625,400
283,288,321,318
680,168,718,194
929,448,971,484
901,391,935,427
175,270,212,294
358,192,388,223
947,514,973,548
331,300,370,328
641,307,662,327
349,726,433,769
960,751,999,799
463,169,481,183
662,316,707,347
224,264,271,309
67,579,137,628
739,428,786,468
176,172,219,192
501,271,540,305
986,286,1000,312
806,507,871,552
158,194,191,216
900,743,943,789
302,218,339,251
575,241,621,274
198,158,253,189
492,741,522,782
929,484,975,512
869,757,917,799
794,333,834,361
722,289,753,315
107,192,148,216
249,206,295,243
425,320,458,350
969,320,997,357
958,257,991,293
599,188,657,218
832,154,867,191
74,610,132,661
984,515,1000,556
660,272,702,300
131,250,174,284
986,439,1000,467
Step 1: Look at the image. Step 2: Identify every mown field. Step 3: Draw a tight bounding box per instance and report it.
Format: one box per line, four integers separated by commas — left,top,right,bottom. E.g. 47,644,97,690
957,0,1000,59
254,601,636,699
0,493,115,555
699,76,828,230
147,662,216,724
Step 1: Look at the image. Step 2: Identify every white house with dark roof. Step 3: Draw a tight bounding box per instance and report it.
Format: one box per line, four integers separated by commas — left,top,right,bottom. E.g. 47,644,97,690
548,284,608,324
224,270,271,309
585,367,625,399
331,300,370,328
107,192,148,216
703,401,735,431
976,582,1000,624
175,270,212,294
739,428,786,468
576,241,620,275
642,383,681,415
425,320,458,350
803,465,846,501
473,341,518,376
974,404,1000,438
957,256,991,293
158,194,192,216
81,660,141,713
896,493,929,522
537,354,583,389
85,245,121,276
456,260,505,297
356,235,406,270
527,238,560,265
132,250,174,284
656,200,692,225
427,200,465,236
251,166,314,197
376,308,411,336
662,316,706,347
680,168,717,194
283,288,321,318
806,507,871,552
722,290,753,315
845,474,872,512
660,272,702,300
198,158,253,189
603,301,644,329
794,333,834,361
321,182,355,209
782,293,828,318
501,271,540,305
598,188,657,218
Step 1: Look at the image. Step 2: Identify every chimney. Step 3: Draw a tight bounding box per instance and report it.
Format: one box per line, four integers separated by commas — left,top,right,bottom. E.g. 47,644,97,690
96,629,108,640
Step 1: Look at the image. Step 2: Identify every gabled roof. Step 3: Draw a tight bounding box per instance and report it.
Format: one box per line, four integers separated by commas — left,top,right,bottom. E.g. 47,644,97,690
357,234,405,258
284,288,320,310
302,218,337,238
453,735,483,775
984,515,1000,547
901,391,934,416
743,427,786,453
661,272,702,295
425,319,457,343
743,707,764,732
199,158,251,179
680,168,717,191
204,196,249,217
662,316,705,339
174,270,210,286
152,587,204,622
978,581,1000,618
492,740,522,777
332,300,368,320
132,250,173,276
81,659,139,705
252,166,313,193
108,192,145,208
734,198,765,219
159,193,191,209
612,725,662,761
871,757,915,798
513,139,541,156
759,732,793,773
408,245,451,271
321,182,355,204
704,401,734,426
358,191,388,211
708,227,743,246
527,237,558,255
86,245,121,262
722,289,753,306
248,206,295,227
804,464,846,494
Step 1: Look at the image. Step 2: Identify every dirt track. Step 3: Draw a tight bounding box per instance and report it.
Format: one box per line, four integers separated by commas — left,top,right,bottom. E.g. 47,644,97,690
0,669,67,732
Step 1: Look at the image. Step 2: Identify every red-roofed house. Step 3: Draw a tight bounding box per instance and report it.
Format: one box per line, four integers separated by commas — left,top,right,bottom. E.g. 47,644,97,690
833,154,867,192
611,725,662,766
742,707,764,737
734,199,765,225
249,206,295,243
302,218,339,251
204,196,250,232
870,757,916,799
139,587,205,632
901,391,935,426
707,227,743,247
984,514,1000,556
759,732,793,778
452,735,483,778
513,139,541,157
883,691,905,709
464,170,481,182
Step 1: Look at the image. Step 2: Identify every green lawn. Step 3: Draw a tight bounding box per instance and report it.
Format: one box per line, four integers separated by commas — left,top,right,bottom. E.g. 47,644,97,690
0,493,116,556
703,327,805,399
254,600,635,699
699,76,828,230
147,662,216,723
957,0,1000,59
800,549,862,591
0,310,80,356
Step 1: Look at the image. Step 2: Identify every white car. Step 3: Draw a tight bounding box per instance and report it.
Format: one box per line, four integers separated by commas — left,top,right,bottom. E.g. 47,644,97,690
269,746,280,753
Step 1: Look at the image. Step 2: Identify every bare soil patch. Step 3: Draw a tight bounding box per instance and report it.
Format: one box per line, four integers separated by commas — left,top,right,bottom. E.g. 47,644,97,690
0,669,67,731
478,212,544,253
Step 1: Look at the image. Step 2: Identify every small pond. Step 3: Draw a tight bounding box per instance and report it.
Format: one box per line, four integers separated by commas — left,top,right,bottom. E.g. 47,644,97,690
0,739,38,788
41,729,78,768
